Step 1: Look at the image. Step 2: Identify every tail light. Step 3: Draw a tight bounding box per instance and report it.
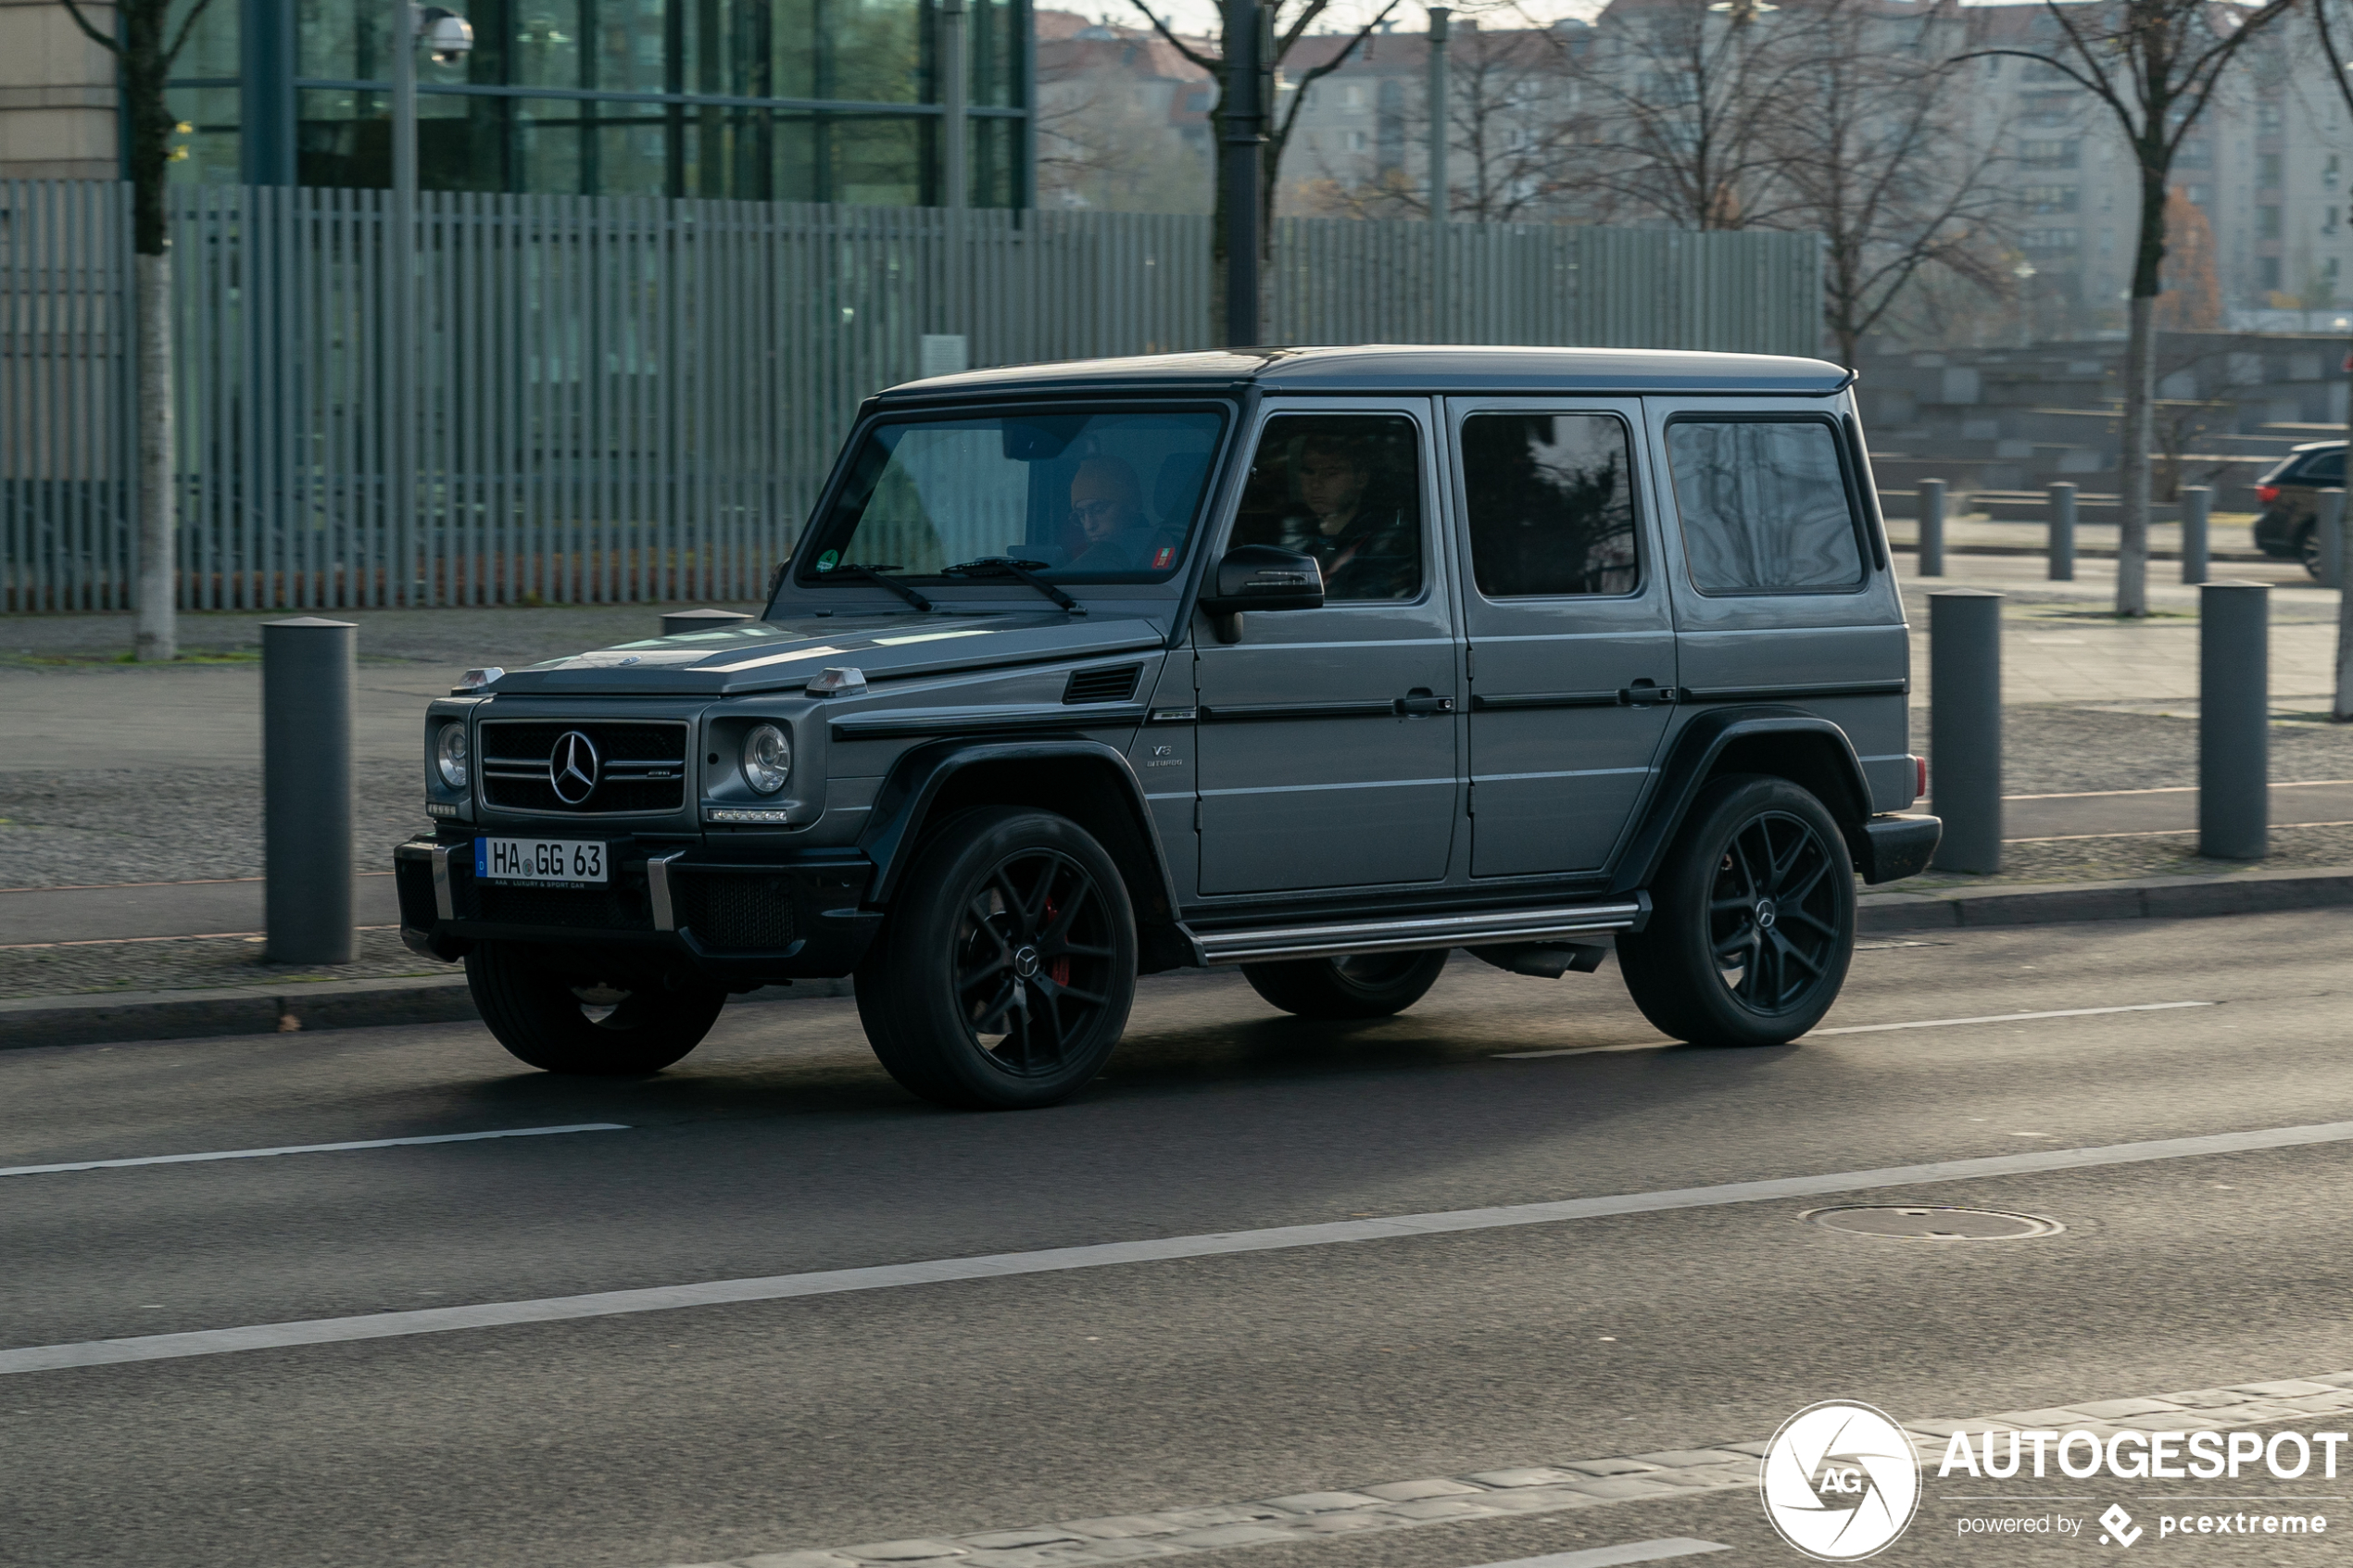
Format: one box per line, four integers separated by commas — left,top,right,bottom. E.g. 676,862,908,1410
1915,755,1929,801
2258,483,2281,506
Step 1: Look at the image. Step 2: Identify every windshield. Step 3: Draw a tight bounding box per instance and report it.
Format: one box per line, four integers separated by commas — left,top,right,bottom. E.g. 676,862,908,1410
801,407,1227,585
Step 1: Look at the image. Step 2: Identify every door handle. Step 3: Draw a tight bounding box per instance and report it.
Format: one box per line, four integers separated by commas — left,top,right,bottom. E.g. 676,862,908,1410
1617,681,1677,708
1398,689,1456,717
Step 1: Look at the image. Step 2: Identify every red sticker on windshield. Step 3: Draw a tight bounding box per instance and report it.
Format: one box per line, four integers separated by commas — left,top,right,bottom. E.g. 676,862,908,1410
1152,546,1175,569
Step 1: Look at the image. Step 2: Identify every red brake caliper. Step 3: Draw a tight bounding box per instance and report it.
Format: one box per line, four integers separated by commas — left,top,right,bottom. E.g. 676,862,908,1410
1043,896,1070,985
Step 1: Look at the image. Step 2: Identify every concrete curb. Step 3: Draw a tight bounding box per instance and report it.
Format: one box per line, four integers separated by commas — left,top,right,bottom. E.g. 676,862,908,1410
1859,863,2353,930
9,869,2353,1049
0,973,853,1052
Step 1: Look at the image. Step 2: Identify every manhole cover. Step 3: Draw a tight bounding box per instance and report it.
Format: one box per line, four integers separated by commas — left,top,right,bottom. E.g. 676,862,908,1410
1804,1205,2064,1241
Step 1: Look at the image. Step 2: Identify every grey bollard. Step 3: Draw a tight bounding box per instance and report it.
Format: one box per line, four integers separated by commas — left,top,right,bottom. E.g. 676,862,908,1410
2199,581,2269,861
263,617,356,964
1929,588,2002,872
662,607,751,637
2180,485,2211,584
2047,482,2076,581
1918,478,1946,576
2319,489,2347,590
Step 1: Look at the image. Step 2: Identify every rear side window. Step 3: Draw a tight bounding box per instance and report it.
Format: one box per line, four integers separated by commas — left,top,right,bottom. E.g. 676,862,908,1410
1666,420,1864,595
1461,413,1640,597
2296,450,2346,485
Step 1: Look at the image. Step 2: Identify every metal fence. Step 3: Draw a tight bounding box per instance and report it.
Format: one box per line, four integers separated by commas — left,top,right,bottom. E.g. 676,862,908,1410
1,180,1823,612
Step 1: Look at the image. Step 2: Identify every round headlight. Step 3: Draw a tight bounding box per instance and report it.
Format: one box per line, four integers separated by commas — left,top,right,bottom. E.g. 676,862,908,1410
434,722,469,789
743,723,792,795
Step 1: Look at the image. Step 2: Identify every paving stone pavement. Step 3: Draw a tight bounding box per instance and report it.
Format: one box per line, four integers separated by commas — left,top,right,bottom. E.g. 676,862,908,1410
667,1374,2353,1568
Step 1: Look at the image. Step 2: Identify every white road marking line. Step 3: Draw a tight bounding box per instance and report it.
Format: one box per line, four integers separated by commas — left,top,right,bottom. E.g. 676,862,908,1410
2003,779,2353,800
1493,1000,2211,1058
10,1116,2353,1376
1473,1545,1731,1568
1810,1001,2212,1035
0,1123,629,1180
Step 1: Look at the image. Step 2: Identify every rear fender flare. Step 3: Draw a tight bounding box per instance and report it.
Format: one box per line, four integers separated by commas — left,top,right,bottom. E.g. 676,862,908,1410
1610,709,1873,895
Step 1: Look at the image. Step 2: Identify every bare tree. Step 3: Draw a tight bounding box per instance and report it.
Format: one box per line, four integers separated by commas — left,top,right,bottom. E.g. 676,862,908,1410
56,0,219,659
1127,0,1403,331
1541,0,1809,231
1766,0,2012,368
1965,0,2295,618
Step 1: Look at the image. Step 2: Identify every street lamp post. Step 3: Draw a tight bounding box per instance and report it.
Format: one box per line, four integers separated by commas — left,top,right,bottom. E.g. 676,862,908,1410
388,4,472,602
1221,0,1267,346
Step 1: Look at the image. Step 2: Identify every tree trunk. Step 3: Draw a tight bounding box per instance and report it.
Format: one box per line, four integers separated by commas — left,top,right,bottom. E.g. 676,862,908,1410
2118,294,2154,618
133,249,176,660
2118,162,2168,620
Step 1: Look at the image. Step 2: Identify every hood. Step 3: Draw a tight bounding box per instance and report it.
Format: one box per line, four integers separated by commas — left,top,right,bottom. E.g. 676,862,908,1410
479,611,1170,696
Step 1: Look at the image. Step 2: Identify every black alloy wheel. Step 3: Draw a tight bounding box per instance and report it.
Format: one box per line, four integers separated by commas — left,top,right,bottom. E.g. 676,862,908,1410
1617,774,1856,1047
2301,523,2326,581
1705,808,1843,1011
951,845,1122,1077
857,807,1138,1109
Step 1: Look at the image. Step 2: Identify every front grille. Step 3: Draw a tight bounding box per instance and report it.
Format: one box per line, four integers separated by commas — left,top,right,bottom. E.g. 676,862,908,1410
673,872,799,950
470,882,649,931
1063,664,1142,704
481,720,687,815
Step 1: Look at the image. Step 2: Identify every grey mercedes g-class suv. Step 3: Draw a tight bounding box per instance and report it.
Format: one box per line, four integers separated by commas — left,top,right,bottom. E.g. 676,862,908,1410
396,345,1941,1108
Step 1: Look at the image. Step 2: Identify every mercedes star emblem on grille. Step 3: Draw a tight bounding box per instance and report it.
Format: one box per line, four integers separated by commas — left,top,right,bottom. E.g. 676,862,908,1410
548,731,600,805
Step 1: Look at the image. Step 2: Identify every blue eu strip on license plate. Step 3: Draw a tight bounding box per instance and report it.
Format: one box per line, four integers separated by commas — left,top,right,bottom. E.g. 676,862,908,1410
474,837,608,884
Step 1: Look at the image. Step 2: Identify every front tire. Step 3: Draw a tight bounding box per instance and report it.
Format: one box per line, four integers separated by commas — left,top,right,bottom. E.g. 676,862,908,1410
465,943,726,1074
856,807,1138,1110
1617,774,1856,1047
1242,950,1449,1019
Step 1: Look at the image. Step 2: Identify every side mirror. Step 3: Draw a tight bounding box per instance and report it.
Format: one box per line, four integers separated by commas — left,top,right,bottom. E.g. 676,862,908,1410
1199,545,1325,644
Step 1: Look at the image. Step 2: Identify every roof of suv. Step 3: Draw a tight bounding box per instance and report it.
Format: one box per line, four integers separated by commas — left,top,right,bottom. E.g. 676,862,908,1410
879,345,1853,401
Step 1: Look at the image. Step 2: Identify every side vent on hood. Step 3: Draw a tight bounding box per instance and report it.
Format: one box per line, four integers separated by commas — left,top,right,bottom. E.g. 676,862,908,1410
1063,664,1142,705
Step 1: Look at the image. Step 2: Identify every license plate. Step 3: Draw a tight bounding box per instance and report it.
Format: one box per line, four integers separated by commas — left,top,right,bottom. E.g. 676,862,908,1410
475,837,608,886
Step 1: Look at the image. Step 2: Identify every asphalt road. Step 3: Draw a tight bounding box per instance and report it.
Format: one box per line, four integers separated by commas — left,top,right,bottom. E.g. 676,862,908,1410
6,912,2353,1568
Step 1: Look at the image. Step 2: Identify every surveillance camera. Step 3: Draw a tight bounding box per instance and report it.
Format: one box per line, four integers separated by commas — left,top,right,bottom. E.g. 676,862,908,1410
419,6,474,61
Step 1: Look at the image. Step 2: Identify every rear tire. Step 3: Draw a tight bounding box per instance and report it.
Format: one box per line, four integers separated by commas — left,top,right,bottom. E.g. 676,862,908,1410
465,942,725,1074
856,807,1138,1110
1617,774,1855,1047
1242,950,1449,1019
2300,523,2324,580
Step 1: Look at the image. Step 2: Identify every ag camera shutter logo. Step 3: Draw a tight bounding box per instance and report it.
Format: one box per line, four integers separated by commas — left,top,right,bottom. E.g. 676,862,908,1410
1760,1400,1922,1561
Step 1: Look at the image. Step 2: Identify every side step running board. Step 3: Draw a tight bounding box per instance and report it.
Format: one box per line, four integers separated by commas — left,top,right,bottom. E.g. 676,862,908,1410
1186,897,1649,966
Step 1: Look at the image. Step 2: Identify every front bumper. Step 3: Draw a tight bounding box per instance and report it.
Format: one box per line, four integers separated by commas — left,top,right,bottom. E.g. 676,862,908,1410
1853,814,1941,884
394,836,883,983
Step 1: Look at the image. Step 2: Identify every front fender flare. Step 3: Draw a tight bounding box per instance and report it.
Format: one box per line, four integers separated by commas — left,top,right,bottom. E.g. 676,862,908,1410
1609,708,1872,896
857,737,1180,918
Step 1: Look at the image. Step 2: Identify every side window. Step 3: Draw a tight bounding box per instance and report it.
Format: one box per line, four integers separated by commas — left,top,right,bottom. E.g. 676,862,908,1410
1462,413,1640,598
1230,414,1424,602
2305,451,2346,485
1666,420,1865,595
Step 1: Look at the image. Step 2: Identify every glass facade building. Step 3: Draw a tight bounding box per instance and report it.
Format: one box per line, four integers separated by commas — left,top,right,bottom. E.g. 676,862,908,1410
168,0,1031,205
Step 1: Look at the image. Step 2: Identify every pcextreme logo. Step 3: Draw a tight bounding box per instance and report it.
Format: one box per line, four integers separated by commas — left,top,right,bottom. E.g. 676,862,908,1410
1761,1400,1924,1562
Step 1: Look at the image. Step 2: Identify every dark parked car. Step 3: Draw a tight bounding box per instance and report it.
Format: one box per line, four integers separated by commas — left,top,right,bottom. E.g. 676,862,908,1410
2253,440,2346,576
396,346,1942,1108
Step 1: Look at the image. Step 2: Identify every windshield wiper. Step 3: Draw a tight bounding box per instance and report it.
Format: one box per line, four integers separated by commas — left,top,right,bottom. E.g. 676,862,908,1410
942,558,1084,614
824,562,932,611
